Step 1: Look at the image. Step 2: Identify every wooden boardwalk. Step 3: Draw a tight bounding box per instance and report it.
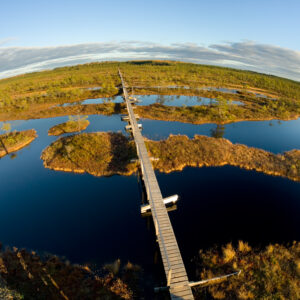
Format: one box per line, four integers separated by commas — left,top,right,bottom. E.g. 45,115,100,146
119,70,194,300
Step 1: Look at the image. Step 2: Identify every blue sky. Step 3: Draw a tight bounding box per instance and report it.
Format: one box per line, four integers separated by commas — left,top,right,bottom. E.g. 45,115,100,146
1,0,300,80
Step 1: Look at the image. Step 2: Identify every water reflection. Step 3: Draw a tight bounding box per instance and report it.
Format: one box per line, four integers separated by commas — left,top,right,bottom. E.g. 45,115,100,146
58,94,244,107
141,117,300,153
0,112,299,288
137,95,243,107
210,124,225,139
10,153,17,160
1,114,300,154
58,96,124,107
133,86,273,99
201,87,238,94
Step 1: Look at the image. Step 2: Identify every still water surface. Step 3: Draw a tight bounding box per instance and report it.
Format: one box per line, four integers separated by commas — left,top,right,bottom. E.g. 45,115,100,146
0,110,299,287
59,94,244,107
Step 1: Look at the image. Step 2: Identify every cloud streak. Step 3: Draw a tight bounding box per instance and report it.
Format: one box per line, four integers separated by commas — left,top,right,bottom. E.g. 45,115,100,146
0,41,299,81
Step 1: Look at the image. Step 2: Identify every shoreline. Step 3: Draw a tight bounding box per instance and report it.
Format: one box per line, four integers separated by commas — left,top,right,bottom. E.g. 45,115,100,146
1,100,299,126
0,129,37,158
48,119,90,136
41,132,300,183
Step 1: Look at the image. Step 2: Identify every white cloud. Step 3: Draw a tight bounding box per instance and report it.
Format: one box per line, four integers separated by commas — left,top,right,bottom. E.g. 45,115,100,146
0,41,299,81
0,37,17,46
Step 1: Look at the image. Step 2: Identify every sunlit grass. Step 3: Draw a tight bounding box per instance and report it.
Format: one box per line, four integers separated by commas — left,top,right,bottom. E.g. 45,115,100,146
195,241,300,300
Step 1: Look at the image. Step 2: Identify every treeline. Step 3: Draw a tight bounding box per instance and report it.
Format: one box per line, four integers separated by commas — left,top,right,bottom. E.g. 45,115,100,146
121,61,300,100
0,62,120,98
135,96,300,125
0,85,119,113
1,61,300,101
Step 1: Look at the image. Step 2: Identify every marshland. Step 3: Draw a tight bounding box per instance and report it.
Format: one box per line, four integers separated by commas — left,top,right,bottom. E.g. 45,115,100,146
0,61,299,299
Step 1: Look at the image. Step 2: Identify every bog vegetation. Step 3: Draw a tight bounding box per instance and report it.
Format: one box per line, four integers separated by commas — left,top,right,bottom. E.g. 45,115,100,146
194,241,300,300
48,116,90,136
0,129,37,158
1,61,300,299
41,132,300,182
0,243,141,299
41,132,137,176
1,61,300,123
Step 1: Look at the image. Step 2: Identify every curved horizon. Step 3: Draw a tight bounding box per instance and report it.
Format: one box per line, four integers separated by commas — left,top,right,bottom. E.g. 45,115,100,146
0,41,299,82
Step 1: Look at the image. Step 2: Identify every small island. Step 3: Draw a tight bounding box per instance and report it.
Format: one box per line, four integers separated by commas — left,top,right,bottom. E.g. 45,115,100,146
0,129,37,158
41,132,300,182
48,119,90,136
41,132,137,176
135,101,300,124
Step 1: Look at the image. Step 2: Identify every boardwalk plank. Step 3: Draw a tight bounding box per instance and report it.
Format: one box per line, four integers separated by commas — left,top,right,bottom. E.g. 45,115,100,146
119,70,193,300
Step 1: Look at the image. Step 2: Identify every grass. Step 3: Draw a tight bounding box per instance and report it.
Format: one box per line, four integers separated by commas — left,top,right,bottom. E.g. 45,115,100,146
193,241,300,300
1,98,299,125
0,102,126,122
1,61,300,124
0,244,140,300
0,129,37,158
41,132,300,182
48,119,90,136
147,134,300,182
135,96,300,124
1,241,298,299
41,132,137,176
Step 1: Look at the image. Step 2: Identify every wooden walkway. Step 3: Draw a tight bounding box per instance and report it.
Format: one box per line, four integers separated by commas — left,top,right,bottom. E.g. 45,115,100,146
119,70,194,300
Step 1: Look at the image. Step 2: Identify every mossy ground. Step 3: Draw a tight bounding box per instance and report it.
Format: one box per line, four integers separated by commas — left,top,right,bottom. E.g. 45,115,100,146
1,61,300,124
48,120,90,136
193,241,300,300
147,134,300,182
0,244,140,300
0,129,37,158
41,132,137,176
41,132,300,182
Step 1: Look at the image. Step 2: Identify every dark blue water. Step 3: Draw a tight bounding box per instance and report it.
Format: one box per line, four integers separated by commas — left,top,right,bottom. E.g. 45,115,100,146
0,117,160,284
2,115,300,154
142,118,300,153
158,166,300,276
0,113,299,287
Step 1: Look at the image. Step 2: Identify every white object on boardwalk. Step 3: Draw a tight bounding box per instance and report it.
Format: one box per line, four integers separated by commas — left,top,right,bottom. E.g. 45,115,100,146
141,194,179,214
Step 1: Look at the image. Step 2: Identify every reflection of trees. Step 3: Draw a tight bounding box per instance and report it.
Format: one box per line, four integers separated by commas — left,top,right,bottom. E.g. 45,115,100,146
196,96,203,104
210,124,225,138
156,95,167,105
10,153,17,160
